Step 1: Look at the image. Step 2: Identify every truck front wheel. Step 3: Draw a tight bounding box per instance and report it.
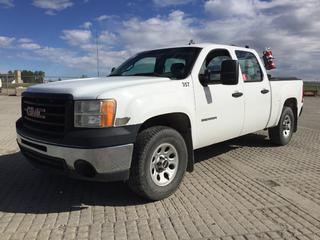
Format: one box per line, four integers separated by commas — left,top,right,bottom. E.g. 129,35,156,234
128,126,188,200
268,107,294,146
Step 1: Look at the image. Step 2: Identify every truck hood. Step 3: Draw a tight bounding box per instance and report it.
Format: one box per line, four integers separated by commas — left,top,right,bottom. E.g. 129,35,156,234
26,76,171,99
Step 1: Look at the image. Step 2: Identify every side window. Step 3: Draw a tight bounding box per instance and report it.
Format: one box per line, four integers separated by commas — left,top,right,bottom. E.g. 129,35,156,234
123,57,156,76
164,58,186,73
235,51,263,82
199,49,232,83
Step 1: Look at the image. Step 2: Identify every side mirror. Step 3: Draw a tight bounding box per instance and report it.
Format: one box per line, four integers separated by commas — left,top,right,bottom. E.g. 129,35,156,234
221,60,239,85
199,70,211,86
111,67,116,73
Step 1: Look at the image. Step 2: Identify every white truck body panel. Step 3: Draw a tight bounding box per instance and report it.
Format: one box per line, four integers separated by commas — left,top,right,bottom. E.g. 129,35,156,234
28,76,170,99
268,80,303,128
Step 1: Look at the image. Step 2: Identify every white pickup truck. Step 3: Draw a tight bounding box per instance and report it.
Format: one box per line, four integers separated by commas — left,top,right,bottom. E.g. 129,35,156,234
16,43,303,200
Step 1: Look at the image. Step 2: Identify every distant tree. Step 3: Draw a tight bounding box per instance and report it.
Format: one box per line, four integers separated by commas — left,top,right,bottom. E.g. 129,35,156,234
21,70,45,83
21,70,33,83
35,71,45,83
81,74,88,78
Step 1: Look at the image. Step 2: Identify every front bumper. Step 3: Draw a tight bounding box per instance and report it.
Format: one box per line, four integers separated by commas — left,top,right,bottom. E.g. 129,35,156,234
17,134,134,182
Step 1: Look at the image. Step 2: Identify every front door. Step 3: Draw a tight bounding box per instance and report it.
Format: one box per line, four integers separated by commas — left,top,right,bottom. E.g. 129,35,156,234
192,49,245,149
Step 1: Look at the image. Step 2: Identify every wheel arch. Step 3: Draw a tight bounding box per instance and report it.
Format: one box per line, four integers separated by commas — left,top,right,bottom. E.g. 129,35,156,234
138,112,194,172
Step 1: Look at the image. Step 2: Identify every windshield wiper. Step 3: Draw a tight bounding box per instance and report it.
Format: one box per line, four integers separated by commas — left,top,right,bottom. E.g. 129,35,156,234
109,73,171,79
133,73,169,78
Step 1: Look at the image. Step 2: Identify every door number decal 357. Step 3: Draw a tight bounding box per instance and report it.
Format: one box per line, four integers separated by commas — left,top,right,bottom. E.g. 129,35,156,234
182,82,190,87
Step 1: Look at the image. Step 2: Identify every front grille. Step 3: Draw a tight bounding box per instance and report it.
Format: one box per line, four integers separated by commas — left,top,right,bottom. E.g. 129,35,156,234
21,93,72,137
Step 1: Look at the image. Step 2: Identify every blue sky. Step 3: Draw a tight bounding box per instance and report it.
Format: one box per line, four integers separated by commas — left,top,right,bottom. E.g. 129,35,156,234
0,0,319,80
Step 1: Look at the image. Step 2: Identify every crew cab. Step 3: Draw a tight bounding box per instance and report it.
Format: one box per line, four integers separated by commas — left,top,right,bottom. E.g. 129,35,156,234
16,43,303,200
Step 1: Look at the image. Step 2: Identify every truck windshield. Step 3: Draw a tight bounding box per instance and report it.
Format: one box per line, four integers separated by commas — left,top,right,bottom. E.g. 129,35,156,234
109,47,201,79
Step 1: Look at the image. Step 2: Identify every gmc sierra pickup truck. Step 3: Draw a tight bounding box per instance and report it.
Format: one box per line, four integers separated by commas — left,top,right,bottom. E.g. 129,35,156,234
16,44,303,200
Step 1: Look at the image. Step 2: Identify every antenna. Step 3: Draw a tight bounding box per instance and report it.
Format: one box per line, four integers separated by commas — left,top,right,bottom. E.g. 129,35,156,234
188,40,195,45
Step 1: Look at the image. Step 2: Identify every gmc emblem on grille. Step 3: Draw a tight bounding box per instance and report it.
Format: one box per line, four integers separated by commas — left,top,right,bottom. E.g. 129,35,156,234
26,106,46,119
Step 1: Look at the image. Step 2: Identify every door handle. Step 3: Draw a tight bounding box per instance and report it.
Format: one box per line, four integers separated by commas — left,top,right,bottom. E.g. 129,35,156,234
232,92,243,98
261,89,269,94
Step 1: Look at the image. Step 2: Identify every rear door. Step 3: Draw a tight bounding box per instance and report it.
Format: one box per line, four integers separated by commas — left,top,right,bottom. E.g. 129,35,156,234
192,48,245,149
235,50,271,135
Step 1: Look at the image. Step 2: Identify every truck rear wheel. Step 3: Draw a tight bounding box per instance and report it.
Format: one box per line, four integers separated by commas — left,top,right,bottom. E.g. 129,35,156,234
128,126,188,200
268,107,294,146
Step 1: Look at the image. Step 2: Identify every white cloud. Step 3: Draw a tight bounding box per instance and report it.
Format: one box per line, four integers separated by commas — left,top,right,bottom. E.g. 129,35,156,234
99,31,117,44
61,29,91,45
0,36,15,48
18,38,33,43
20,42,41,50
153,0,194,7
201,0,320,78
114,1,320,78
17,38,41,50
31,45,129,75
82,21,92,29
95,15,110,22
119,11,196,51
204,0,256,18
32,0,74,15
0,0,14,8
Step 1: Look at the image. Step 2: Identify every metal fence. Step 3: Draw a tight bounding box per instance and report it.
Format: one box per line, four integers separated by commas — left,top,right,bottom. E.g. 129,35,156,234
0,74,88,96
304,81,320,96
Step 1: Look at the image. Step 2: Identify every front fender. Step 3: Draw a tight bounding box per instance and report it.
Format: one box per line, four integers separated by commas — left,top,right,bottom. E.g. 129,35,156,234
98,79,195,128
126,92,194,126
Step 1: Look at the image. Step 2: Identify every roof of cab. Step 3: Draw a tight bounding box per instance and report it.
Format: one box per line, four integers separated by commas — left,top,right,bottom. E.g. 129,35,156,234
154,43,256,52
190,43,256,51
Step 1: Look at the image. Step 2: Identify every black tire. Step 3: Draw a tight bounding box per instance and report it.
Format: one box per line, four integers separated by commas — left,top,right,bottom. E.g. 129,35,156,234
128,126,188,200
268,107,294,146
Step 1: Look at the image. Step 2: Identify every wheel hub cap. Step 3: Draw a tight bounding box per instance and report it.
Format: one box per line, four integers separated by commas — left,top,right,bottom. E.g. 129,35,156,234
282,115,291,137
150,143,179,187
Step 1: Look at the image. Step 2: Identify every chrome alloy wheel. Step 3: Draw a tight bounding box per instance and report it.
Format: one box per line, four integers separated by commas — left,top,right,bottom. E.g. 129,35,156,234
150,143,179,187
282,115,292,137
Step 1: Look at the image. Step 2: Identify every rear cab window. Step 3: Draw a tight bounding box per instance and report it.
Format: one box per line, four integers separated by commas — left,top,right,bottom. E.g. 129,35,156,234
235,50,263,82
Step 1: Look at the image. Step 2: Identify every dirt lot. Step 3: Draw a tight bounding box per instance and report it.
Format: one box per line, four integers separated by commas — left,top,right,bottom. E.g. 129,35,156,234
0,96,320,240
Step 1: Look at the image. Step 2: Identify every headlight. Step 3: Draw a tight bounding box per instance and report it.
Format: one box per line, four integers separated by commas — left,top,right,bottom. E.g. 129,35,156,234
74,99,116,128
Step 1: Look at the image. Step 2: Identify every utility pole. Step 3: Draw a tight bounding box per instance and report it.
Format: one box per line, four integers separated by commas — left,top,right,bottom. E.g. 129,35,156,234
6,74,8,96
95,30,100,77
90,26,100,77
